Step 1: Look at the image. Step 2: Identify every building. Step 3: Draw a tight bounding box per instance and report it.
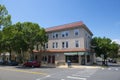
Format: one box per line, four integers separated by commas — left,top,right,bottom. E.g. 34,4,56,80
34,21,94,66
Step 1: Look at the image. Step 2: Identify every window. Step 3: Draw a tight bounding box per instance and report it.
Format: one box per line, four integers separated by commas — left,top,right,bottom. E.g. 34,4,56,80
53,42,58,48
53,33,58,38
45,43,48,48
66,41,68,48
75,40,79,47
56,42,58,48
56,34,58,38
61,31,69,37
62,33,65,37
66,31,69,37
62,42,65,48
62,41,69,48
53,42,55,48
74,29,79,36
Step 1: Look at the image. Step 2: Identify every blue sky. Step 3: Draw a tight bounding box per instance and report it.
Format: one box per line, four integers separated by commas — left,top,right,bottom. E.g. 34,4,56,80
1,0,120,41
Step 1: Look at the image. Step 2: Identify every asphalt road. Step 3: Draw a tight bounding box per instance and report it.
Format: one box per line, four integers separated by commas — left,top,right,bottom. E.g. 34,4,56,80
0,63,120,80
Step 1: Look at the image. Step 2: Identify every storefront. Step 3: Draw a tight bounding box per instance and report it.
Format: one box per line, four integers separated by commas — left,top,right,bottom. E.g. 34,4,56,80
64,52,91,65
35,51,94,66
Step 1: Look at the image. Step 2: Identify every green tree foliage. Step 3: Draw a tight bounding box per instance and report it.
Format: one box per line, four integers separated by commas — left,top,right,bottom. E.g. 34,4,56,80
0,5,12,60
109,42,119,59
0,22,48,62
91,37,119,65
21,22,48,60
0,5,11,28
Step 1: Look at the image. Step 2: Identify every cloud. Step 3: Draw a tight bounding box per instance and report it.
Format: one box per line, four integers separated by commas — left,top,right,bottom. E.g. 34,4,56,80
112,39,120,44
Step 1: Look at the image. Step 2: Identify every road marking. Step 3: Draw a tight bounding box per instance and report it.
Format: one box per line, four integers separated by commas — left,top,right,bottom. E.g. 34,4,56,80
0,68,47,75
61,79,65,80
101,68,104,70
108,68,111,70
115,68,118,71
46,75,51,77
72,75,90,78
36,75,51,80
67,76,86,80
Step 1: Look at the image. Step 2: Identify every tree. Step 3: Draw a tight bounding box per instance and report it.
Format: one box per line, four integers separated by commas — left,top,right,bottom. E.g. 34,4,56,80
22,22,48,61
10,22,48,62
91,37,113,65
0,5,11,29
1,25,16,61
0,5,12,61
12,22,28,63
109,42,119,59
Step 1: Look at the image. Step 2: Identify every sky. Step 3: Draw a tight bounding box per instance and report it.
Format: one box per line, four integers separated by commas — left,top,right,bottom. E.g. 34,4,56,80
0,0,120,43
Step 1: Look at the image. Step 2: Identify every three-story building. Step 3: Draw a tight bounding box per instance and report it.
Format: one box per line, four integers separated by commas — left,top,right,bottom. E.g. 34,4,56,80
35,21,94,66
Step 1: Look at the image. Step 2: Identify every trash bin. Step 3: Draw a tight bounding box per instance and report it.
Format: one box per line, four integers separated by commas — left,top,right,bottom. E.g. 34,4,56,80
67,60,71,67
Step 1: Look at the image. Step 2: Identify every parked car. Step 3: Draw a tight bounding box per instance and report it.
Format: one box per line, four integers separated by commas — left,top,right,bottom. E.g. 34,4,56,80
112,59,117,63
8,61,19,66
23,61,40,67
0,60,3,65
0,60,8,65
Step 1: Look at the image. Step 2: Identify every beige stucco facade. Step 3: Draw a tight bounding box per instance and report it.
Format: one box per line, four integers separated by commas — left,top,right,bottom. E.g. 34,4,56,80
34,21,94,66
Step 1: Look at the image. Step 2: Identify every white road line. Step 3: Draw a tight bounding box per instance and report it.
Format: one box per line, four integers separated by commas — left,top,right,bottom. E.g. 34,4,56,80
108,68,111,70
67,76,86,80
36,75,51,80
72,75,90,78
115,68,118,71
61,79,65,80
101,68,104,70
46,75,51,77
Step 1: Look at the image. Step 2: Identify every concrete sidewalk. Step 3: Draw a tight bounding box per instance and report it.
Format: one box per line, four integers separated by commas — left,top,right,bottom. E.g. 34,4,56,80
57,64,101,69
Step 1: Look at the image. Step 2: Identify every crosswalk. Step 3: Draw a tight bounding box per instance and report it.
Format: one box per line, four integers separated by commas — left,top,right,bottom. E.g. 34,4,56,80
35,67,119,80
101,67,119,71
64,68,98,80
36,68,98,80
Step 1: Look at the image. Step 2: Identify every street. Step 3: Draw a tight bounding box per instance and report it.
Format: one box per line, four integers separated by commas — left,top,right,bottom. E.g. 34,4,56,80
0,64,120,80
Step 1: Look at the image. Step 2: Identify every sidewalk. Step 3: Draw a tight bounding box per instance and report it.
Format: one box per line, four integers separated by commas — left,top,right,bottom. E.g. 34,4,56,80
57,64,101,69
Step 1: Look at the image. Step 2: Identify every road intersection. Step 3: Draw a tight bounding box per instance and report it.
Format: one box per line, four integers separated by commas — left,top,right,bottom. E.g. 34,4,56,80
0,64,120,80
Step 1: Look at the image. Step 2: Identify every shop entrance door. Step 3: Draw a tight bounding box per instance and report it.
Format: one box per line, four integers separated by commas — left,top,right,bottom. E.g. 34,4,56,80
65,55,78,63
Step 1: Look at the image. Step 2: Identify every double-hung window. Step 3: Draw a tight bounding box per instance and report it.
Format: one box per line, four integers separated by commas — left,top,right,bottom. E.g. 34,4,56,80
62,41,69,48
75,40,79,47
53,42,58,48
61,31,69,38
74,29,79,36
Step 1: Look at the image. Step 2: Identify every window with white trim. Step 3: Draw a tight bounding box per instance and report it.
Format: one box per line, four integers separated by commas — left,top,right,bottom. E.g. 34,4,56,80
61,31,69,38
45,43,48,48
52,42,58,48
75,40,79,47
52,42,55,48
74,29,79,36
62,41,69,48
53,33,58,38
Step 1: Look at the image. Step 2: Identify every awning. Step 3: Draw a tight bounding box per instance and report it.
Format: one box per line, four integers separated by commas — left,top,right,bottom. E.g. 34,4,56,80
64,52,90,55
78,52,85,55
64,52,87,55
64,52,78,55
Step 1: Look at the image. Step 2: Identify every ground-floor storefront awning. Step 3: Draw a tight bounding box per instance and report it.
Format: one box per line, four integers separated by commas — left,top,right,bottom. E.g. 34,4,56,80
64,52,90,55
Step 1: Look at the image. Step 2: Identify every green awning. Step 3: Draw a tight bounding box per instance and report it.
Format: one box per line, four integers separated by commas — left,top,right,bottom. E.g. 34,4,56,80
64,52,90,55
85,52,90,55
78,52,85,55
64,52,78,55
